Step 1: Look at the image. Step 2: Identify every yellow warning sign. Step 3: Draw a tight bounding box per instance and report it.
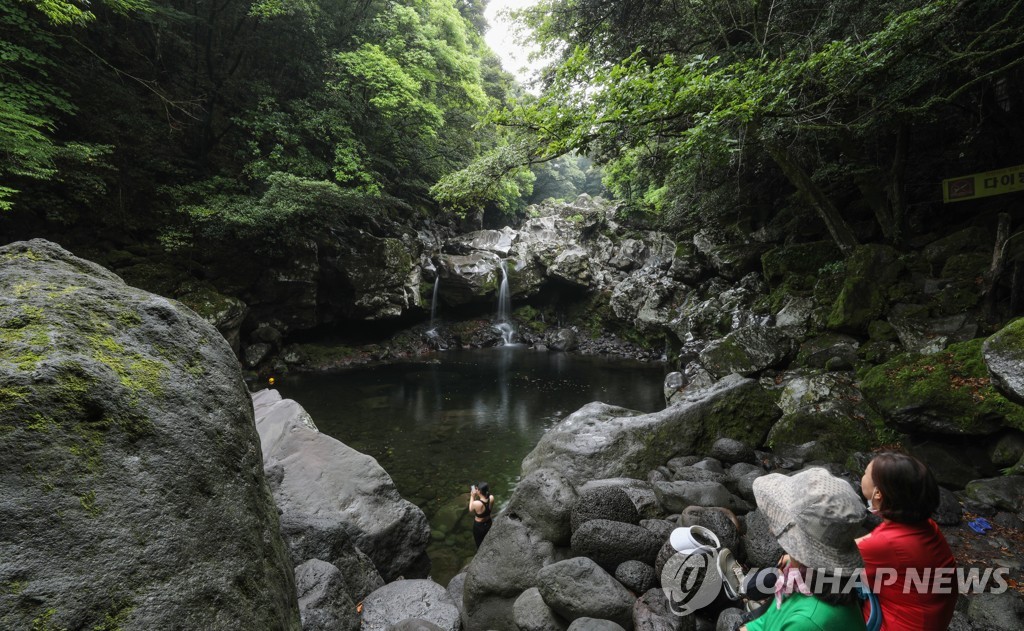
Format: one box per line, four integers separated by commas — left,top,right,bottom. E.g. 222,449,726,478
943,164,1024,203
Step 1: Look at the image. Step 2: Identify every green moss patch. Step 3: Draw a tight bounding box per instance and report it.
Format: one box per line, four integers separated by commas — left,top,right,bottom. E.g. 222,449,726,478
827,245,903,333
761,241,841,285
861,339,1024,433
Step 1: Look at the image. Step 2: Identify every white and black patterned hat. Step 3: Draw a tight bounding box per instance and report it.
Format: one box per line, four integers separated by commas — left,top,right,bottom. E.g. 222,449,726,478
752,467,864,574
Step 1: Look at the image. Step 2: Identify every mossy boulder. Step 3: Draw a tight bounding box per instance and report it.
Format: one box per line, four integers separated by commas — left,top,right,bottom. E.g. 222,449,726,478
861,338,1024,435
983,317,1024,405
335,234,418,319
435,251,502,307
761,241,841,286
768,372,879,466
0,240,299,630
922,226,993,269
176,280,248,353
827,244,903,333
693,228,768,281
941,253,990,281
795,334,860,370
699,325,796,379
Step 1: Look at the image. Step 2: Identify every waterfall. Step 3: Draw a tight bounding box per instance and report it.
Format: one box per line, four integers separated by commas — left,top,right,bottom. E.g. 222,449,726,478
429,276,440,332
495,260,515,345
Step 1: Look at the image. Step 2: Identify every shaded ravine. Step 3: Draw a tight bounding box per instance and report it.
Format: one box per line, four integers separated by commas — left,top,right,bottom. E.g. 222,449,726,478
276,347,667,584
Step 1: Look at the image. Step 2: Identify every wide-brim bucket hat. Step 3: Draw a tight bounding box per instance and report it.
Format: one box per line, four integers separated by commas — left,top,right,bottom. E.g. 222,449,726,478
752,467,864,574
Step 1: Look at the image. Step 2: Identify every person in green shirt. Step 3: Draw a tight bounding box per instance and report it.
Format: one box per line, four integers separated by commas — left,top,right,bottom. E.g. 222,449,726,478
740,468,868,631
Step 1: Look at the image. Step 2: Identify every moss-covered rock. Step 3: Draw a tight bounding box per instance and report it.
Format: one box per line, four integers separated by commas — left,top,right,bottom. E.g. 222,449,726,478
769,371,881,467
922,226,993,269
795,334,860,370
336,235,418,319
861,338,1024,434
982,317,1024,406
699,325,796,379
761,241,841,286
768,409,874,467
941,253,990,281
827,245,903,333
0,239,299,630
176,280,248,353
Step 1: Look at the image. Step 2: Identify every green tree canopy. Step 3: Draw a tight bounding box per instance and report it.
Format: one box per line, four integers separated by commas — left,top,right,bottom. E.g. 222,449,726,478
437,0,1024,247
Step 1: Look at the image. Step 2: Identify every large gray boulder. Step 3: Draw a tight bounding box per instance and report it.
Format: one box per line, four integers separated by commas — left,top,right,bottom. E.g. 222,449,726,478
767,371,878,464
698,325,796,379
436,251,503,306
454,227,518,256
276,512,384,613
295,559,359,631
548,246,595,288
330,233,420,320
461,516,557,630
521,375,780,487
0,239,300,630
254,390,430,581
963,476,1024,513
984,318,1024,405
513,586,569,631
536,557,636,630
669,278,763,341
360,579,460,631
504,468,578,545
610,269,682,332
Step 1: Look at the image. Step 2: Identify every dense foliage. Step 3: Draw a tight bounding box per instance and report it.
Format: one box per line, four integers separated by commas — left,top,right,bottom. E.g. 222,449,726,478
438,0,1024,245
0,0,517,248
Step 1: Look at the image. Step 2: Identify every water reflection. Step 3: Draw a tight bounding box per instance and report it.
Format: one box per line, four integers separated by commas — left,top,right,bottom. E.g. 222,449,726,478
276,348,666,585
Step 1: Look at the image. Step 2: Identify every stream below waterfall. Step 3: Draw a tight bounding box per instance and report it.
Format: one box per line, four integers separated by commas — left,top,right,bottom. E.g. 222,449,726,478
276,347,668,585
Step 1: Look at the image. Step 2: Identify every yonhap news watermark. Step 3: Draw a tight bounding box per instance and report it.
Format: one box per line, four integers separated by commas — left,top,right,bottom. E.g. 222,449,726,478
756,566,1012,595
661,553,1012,617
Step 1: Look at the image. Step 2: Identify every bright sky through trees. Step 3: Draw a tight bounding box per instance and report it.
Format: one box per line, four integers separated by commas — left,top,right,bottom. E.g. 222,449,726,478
484,0,545,87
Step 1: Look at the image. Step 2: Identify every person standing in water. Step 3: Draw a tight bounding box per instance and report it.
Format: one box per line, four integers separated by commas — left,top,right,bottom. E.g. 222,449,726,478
468,482,495,548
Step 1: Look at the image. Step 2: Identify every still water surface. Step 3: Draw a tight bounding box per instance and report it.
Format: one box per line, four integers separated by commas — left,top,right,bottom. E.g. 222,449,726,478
276,347,667,585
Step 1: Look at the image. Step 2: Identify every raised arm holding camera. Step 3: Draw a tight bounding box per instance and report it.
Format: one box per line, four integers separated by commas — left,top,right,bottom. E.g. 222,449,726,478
467,482,495,549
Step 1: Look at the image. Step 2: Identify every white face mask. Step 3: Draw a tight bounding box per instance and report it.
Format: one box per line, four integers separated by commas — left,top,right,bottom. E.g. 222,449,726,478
867,498,878,514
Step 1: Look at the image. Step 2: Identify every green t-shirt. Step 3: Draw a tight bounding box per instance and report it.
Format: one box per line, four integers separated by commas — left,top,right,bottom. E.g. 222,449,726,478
744,594,866,631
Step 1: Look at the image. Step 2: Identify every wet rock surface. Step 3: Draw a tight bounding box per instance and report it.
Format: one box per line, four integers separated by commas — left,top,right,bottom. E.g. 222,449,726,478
0,240,300,630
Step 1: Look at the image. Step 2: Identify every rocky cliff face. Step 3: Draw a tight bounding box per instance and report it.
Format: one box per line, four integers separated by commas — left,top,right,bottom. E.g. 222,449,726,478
0,240,300,630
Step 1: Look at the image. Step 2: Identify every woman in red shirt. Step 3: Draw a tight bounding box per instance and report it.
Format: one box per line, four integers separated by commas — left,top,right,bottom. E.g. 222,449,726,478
858,452,957,631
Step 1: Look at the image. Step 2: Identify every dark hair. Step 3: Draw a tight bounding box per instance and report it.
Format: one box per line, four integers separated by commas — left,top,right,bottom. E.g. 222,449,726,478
870,452,939,523
477,482,490,498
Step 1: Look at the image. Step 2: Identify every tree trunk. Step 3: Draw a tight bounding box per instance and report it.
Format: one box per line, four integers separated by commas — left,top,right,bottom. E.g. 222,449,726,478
854,172,896,242
766,144,859,254
1011,261,1024,315
886,125,909,246
985,213,1012,321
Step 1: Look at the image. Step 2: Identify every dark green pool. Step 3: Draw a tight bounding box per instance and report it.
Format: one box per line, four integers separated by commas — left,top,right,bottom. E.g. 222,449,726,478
275,347,667,585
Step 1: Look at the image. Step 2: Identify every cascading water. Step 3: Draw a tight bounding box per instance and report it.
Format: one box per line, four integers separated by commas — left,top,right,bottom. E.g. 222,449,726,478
428,276,440,333
494,260,516,345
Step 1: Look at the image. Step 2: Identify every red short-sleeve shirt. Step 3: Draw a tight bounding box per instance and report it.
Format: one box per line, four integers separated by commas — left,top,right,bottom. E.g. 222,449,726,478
857,519,957,631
